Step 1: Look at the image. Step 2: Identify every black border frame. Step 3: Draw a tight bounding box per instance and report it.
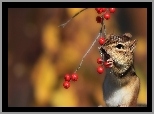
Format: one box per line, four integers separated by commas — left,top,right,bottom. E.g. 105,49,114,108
3,2,152,112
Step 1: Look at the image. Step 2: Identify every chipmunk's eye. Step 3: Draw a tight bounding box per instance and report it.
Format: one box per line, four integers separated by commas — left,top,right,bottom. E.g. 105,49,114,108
116,44,124,49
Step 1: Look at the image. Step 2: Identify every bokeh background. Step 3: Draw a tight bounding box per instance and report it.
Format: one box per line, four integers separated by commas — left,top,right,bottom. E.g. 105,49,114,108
8,8,147,107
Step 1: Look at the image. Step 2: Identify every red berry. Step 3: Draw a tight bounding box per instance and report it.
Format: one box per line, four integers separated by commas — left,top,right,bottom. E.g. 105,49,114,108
96,16,103,23
98,37,105,45
95,8,107,14
97,66,104,74
97,58,103,64
64,74,71,82
63,81,70,89
104,13,110,20
109,8,116,13
101,8,107,12
95,8,103,14
95,8,101,12
71,73,78,81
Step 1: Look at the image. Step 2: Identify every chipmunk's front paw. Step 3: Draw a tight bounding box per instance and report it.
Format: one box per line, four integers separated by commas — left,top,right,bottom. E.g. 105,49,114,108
105,58,113,68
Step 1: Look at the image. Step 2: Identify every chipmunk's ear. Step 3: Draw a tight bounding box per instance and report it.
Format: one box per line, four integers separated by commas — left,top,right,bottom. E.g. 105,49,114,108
130,39,137,52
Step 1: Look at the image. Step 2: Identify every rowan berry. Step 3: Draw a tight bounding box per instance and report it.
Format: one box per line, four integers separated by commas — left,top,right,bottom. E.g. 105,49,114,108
97,66,104,74
63,81,70,89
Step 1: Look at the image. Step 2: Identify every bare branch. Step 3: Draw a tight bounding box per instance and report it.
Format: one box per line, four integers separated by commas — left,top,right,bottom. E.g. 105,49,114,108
58,8,88,28
74,27,102,73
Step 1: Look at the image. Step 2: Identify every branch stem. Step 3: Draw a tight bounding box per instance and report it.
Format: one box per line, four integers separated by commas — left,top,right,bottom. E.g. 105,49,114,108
58,8,88,28
74,27,102,73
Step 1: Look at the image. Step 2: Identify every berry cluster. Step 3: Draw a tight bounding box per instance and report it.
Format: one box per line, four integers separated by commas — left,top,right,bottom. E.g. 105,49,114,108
63,73,78,89
96,58,112,74
95,8,116,23
60,8,116,89
96,37,112,74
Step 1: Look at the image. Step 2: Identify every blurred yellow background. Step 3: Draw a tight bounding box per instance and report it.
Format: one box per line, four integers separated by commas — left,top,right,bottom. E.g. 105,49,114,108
8,8,147,107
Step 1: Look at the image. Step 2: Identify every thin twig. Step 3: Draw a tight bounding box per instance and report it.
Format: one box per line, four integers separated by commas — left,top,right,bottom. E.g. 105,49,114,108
101,9,108,37
103,21,106,37
74,27,102,73
101,20,106,37
98,46,103,58
58,8,88,28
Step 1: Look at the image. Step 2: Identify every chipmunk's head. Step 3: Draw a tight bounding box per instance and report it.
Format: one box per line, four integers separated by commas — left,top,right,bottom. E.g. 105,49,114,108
101,33,137,69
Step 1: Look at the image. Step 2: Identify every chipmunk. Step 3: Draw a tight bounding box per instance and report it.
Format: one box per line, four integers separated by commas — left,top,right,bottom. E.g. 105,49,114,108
99,33,140,107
